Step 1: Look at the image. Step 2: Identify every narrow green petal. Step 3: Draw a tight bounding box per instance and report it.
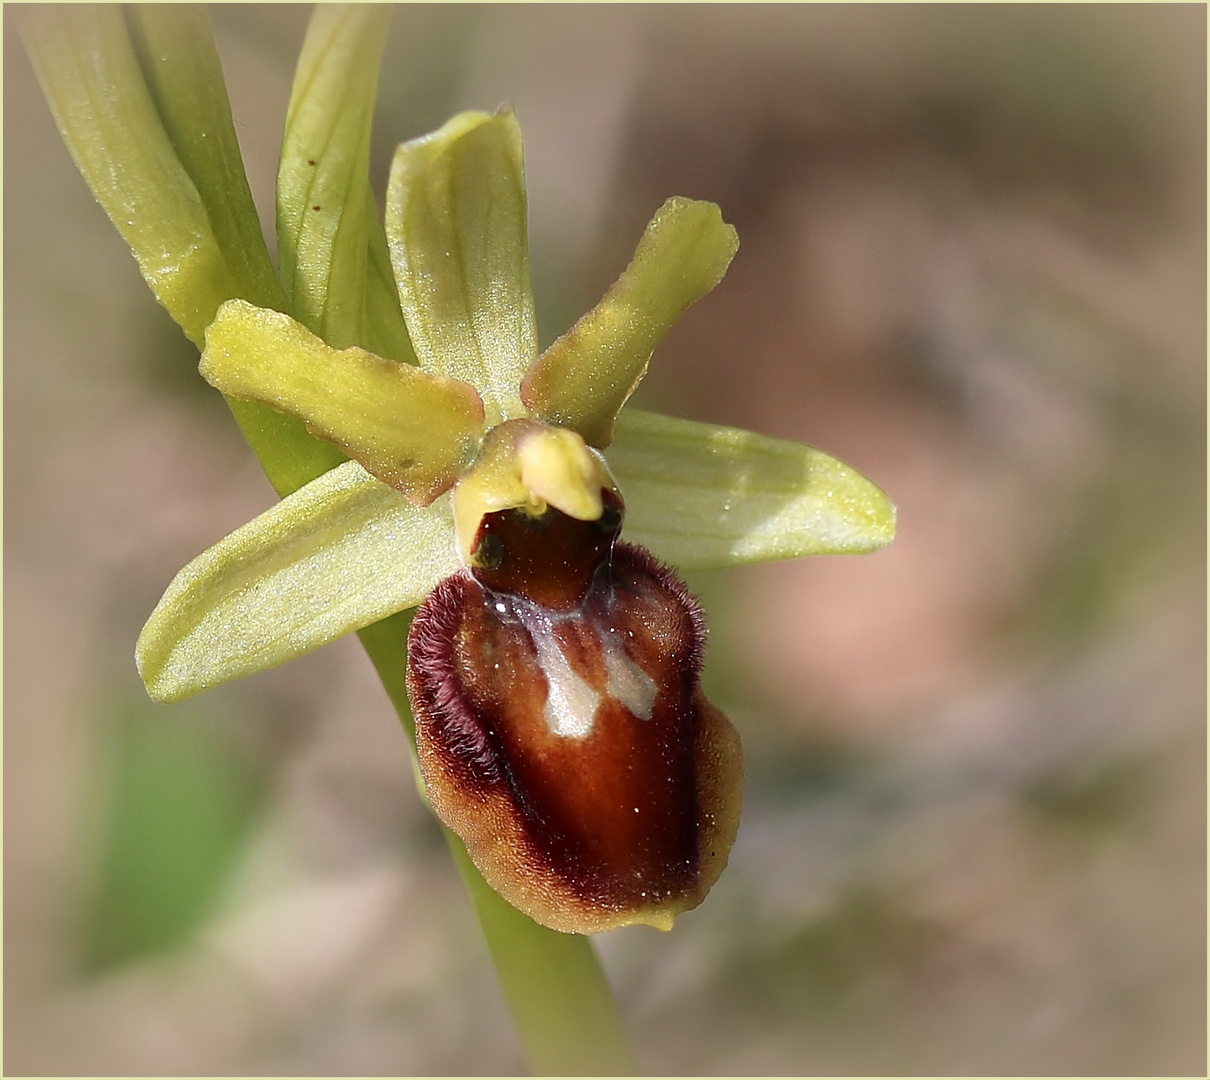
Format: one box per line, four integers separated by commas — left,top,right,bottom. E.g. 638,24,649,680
19,5,236,347
608,410,896,570
278,4,411,356
522,198,739,448
387,109,536,424
126,4,285,313
136,462,459,703
201,300,485,503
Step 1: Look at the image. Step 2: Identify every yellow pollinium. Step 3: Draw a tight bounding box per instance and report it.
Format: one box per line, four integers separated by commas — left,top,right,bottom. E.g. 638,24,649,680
452,419,618,566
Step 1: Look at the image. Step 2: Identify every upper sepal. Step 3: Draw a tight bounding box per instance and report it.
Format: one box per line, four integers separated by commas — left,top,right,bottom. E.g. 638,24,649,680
386,108,537,424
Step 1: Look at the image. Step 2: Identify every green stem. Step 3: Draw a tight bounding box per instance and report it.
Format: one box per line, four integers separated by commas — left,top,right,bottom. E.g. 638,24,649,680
450,841,639,1076
357,615,637,1077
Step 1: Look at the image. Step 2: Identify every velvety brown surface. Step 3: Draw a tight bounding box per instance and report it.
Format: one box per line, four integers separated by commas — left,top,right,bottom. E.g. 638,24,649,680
408,539,738,930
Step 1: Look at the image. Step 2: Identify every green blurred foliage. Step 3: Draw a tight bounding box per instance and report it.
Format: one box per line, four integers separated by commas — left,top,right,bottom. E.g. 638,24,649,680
1024,755,1155,841
79,696,268,973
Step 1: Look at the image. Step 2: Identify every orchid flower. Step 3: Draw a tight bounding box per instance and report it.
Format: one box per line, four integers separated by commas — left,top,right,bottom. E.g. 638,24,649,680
21,2,893,1069
131,105,892,932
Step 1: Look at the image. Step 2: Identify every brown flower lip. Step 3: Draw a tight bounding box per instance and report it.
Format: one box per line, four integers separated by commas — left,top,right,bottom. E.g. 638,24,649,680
406,499,743,934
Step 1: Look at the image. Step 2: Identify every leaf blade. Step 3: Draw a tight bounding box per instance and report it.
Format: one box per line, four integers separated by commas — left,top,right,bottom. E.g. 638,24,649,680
126,3,286,313
19,4,237,347
363,183,417,364
277,3,411,357
20,4,349,497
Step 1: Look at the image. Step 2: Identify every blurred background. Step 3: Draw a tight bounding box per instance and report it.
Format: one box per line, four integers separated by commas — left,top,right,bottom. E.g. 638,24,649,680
5,4,1205,1074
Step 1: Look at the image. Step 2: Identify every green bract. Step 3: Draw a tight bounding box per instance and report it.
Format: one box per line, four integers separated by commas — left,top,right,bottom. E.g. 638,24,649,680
133,103,895,702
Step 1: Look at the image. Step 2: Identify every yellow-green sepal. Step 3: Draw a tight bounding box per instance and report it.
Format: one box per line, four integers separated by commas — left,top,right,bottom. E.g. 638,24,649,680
607,410,896,570
522,198,738,448
386,109,537,424
201,300,485,504
136,461,460,703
